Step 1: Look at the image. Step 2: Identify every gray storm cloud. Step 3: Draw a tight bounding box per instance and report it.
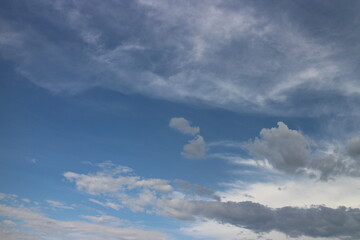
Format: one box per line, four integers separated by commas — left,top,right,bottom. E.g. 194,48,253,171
157,200,360,239
246,122,360,180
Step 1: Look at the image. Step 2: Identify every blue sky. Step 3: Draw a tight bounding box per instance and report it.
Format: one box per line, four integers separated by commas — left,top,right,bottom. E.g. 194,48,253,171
1,0,360,239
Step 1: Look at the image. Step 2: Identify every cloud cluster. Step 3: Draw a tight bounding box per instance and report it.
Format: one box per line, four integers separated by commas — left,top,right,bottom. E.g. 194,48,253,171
246,122,311,174
0,203,167,240
7,159,360,239
64,161,173,212
169,117,207,159
1,0,360,116
245,122,360,180
64,161,218,214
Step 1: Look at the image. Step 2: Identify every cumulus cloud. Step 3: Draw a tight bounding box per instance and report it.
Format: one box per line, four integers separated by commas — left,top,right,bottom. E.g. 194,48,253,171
245,122,360,180
182,135,207,159
245,122,311,174
170,117,207,159
169,117,200,135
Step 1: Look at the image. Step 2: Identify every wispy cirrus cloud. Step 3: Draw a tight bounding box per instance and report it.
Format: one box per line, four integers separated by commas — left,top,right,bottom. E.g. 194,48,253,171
0,202,167,240
1,0,360,116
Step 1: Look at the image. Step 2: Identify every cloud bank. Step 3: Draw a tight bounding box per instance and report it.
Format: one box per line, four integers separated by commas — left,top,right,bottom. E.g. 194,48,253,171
0,203,167,240
1,0,360,116
159,200,360,239
60,162,360,239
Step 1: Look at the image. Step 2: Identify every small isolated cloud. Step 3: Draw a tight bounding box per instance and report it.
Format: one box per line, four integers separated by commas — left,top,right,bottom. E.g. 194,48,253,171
88,199,121,211
169,117,200,136
182,135,206,159
46,200,74,210
81,215,123,226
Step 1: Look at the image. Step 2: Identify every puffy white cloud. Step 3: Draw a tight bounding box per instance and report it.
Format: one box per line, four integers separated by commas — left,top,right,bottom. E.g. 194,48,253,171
182,135,207,159
169,117,200,136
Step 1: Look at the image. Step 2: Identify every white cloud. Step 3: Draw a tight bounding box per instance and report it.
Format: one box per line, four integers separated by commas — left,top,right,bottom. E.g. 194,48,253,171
0,226,44,240
220,177,360,209
46,200,74,210
88,199,121,211
169,117,200,136
0,204,167,240
181,220,338,240
63,163,172,195
245,122,360,180
63,162,176,213
2,220,16,226
1,0,357,116
182,135,207,159
80,215,123,226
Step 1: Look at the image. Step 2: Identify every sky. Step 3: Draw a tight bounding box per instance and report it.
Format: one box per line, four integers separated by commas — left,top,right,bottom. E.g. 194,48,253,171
1,0,360,239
